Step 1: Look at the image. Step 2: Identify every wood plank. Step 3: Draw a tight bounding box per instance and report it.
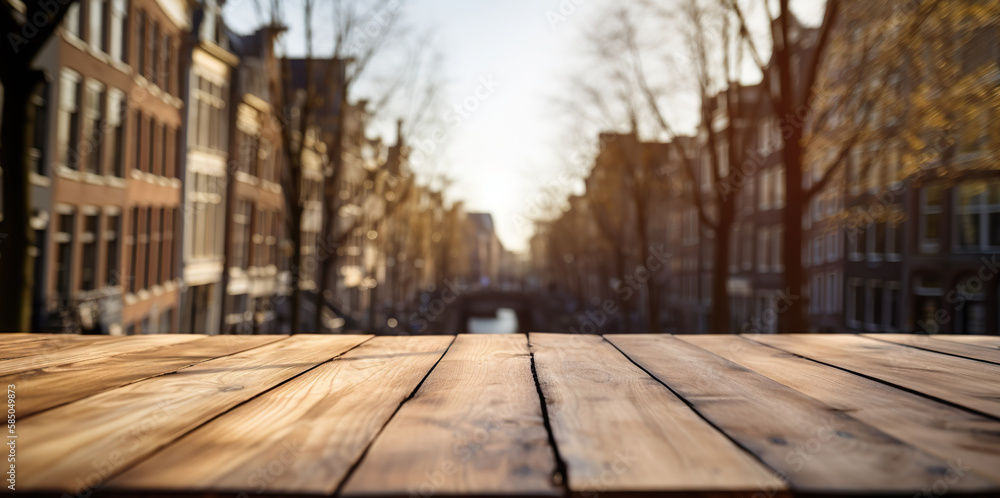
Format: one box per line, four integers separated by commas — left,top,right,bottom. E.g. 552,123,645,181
607,334,995,493
0,334,203,375
683,334,1000,485
342,334,561,497
7,334,286,417
753,334,1000,419
17,334,371,494
931,334,1000,350
0,333,33,341
863,333,1000,364
0,333,119,360
110,336,453,495
530,333,784,495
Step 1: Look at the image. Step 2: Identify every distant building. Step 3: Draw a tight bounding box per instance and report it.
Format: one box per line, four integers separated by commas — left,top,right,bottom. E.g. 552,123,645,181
464,212,503,288
221,24,288,334
28,0,187,334
178,0,237,334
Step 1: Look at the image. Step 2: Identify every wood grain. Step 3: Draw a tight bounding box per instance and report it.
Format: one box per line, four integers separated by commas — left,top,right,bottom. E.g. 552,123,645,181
608,334,995,493
0,333,119,360
753,334,1000,419
7,334,285,417
17,334,370,493
0,334,202,375
110,336,453,495
863,333,1000,364
932,334,1000,351
531,333,784,495
342,334,561,497
684,334,1000,486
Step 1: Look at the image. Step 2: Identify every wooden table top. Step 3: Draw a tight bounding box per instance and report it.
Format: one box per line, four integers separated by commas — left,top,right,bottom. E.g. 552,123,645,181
5,332,1000,497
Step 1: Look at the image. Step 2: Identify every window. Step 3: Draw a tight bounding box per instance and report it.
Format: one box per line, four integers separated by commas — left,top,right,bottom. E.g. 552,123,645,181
64,1,84,39
773,165,785,208
866,281,883,331
883,210,902,261
128,207,139,294
165,127,175,178
267,211,278,266
826,271,839,314
772,225,783,272
83,82,105,174
259,139,274,181
148,20,158,80
193,76,227,152
848,222,865,261
58,71,82,170
161,34,171,92
742,224,753,270
847,279,864,328
885,283,900,331
812,235,824,265
233,200,252,268
729,224,740,272
867,222,884,261
955,179,1000,251
136,12,145,73
134,110,143,172
158,123,167,177
919,183,944,253
89,0,107,52
55,210,76,302
826,231,838,262
163,208,175,283
254,207,265,267
138,207,149,291
757,227,770,272
913,274,944,334
148,207,160,287
111,0,127,62
108,90,126,177
810,275,822,314
29,83,48,175
148,119,157,175
759,169,772,210
106,212,121,286
81,213,100,291
191,174,224,258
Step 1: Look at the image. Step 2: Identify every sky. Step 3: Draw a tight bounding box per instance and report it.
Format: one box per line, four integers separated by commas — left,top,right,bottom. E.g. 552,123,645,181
223,0,826,253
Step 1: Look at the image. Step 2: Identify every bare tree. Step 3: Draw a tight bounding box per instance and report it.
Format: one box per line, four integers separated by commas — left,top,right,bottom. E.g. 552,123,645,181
311,4,444,330
724,0,995,331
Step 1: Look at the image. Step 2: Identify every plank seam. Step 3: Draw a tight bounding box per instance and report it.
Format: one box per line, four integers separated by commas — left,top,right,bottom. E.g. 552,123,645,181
744,336,1000,424
331,335,458,497
98,336,375,494
863,335,1000,367
602,335,792,486
19,335,293,421
528,350,570,497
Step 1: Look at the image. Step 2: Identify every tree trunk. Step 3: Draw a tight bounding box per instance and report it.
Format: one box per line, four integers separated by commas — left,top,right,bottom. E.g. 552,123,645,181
312,86,348,332
288,203,304,334
635,207,660,334
780,133,808,333
711,198,734,333
0,72,40,332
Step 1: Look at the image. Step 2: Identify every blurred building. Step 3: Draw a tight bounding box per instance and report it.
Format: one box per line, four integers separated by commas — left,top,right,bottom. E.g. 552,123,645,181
26,0,186,334
463,212,502,288
178,0,236,334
